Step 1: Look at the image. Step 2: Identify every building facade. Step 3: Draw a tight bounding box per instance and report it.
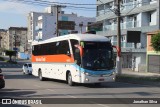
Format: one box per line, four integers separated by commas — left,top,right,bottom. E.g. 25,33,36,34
27,11,50,54
0,29,8,51
8,27,28,53
27,6,95,54
28,6,95,41
96,0,159,71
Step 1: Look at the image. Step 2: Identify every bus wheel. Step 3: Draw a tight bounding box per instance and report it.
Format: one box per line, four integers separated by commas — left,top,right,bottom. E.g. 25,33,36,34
67,72,74,86
39,71,44,81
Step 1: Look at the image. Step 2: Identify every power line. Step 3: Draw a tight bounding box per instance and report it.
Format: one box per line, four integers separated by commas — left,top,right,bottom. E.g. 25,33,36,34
4,0,96,10
34,0,98,5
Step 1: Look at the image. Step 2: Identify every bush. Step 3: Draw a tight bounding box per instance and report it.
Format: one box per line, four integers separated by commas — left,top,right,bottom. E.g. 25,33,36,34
6,60,17,64
0,57,5,61
151,32,160,52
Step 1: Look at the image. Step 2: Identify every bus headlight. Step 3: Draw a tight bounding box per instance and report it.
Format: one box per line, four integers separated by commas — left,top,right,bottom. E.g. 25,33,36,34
85,72,90,75
112,71,115,75
82,72,90,76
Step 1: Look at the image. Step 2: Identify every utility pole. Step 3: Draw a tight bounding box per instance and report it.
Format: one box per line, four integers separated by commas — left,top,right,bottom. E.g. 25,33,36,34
79,22,83,33
115,0,122,75
55,5,66,37
97,0,122,75
0,33,2,48
14,30,18,61
56,5,59,37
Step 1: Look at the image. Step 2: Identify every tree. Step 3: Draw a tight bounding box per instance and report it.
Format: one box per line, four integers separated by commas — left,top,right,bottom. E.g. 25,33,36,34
5,50,16,61
151,32,160,52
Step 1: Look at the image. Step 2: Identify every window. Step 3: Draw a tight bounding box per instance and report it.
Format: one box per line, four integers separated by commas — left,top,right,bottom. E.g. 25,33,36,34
56,40,70,54
32,40,70,56
70,39,79,59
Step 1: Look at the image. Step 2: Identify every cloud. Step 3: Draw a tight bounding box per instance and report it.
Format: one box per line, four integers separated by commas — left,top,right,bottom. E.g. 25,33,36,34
0,1,43,15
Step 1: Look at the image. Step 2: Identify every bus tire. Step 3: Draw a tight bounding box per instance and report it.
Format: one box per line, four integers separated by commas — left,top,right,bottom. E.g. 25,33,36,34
67,72,74,86
39,71,44,81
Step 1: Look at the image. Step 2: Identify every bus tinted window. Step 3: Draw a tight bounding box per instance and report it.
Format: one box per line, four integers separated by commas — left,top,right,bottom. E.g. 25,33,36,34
32,40,70,56
56,40,70,54
70,39,79,59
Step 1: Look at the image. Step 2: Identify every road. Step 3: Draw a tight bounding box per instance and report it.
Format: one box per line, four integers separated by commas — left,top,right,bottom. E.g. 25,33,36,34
0,68,160,107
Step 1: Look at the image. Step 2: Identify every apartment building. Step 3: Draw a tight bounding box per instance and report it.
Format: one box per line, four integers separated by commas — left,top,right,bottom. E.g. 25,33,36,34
27,12,50,54
36,13,95,40
96,0,159,71
27,6,95,54
0,29,8,51
8,27,28,53
28,6,95,41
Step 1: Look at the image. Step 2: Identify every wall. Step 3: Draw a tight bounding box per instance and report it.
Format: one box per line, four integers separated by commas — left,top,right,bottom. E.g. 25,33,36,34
141,12,149,26
36,13,95,40
150,11,157,25
42,15,56,40
18,52,30,59
133,53,146,72
141,33,147,48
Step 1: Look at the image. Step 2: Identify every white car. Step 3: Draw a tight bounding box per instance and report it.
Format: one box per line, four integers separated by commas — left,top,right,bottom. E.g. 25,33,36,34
22,63,32,75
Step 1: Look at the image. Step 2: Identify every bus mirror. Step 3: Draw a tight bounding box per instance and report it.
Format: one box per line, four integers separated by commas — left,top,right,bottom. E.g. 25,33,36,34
74,45,83,56
75,48,81,65
112,45,120,57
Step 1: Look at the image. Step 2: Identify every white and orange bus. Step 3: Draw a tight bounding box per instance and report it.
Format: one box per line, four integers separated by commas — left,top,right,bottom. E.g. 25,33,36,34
32,34,116,86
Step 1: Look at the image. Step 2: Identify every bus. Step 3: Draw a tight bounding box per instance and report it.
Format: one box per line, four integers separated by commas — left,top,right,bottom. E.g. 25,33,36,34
31,34,116,86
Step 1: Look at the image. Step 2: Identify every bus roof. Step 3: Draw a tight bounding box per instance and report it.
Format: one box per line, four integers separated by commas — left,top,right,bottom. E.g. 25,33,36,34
32,34,110,45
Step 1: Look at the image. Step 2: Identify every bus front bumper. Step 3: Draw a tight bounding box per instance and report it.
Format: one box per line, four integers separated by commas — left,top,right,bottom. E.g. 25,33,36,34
80,73,116,83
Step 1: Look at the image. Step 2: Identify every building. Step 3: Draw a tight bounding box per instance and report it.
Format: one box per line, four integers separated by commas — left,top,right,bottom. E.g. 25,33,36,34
0,29,8,51
28,6,95,41
27,12,50,54
96,0,159,71
8,27,28,53
147,30,160,74
27,6,95,54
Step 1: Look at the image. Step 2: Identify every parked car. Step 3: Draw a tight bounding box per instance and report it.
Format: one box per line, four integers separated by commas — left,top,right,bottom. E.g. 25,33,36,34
0,68,5,89
22,63,32,75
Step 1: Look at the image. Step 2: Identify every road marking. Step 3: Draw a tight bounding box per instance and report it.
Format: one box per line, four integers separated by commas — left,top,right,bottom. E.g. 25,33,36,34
89,101,111,107
34,85,41,87
46,89,55,92
64,94,77,98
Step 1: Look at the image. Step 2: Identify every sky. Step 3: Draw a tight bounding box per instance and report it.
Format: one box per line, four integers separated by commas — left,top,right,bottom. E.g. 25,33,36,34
0,0,96,29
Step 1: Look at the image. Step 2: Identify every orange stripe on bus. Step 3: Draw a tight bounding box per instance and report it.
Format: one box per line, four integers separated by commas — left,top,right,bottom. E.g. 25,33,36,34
32,55,74,63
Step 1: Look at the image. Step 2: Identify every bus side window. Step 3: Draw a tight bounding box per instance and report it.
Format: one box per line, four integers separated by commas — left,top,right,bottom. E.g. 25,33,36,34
57,40,70,55
70,39,79,59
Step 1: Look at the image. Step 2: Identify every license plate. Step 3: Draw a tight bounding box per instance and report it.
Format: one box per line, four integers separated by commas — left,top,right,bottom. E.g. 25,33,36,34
99,78,104,81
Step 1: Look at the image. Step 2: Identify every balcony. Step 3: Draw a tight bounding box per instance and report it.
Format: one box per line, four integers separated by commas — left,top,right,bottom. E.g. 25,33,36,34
111,41,146,53
104,21,139,31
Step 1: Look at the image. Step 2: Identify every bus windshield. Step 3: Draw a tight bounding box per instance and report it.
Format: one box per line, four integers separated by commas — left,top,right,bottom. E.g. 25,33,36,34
82,41,114,71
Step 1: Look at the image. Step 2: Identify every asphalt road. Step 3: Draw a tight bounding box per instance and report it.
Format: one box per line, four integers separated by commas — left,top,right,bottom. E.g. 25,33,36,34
0,68,160,107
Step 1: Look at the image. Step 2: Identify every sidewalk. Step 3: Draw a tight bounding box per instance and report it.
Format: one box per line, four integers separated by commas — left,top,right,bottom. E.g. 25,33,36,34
116,68,160,86
0,55,30,62
122,68,160,77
